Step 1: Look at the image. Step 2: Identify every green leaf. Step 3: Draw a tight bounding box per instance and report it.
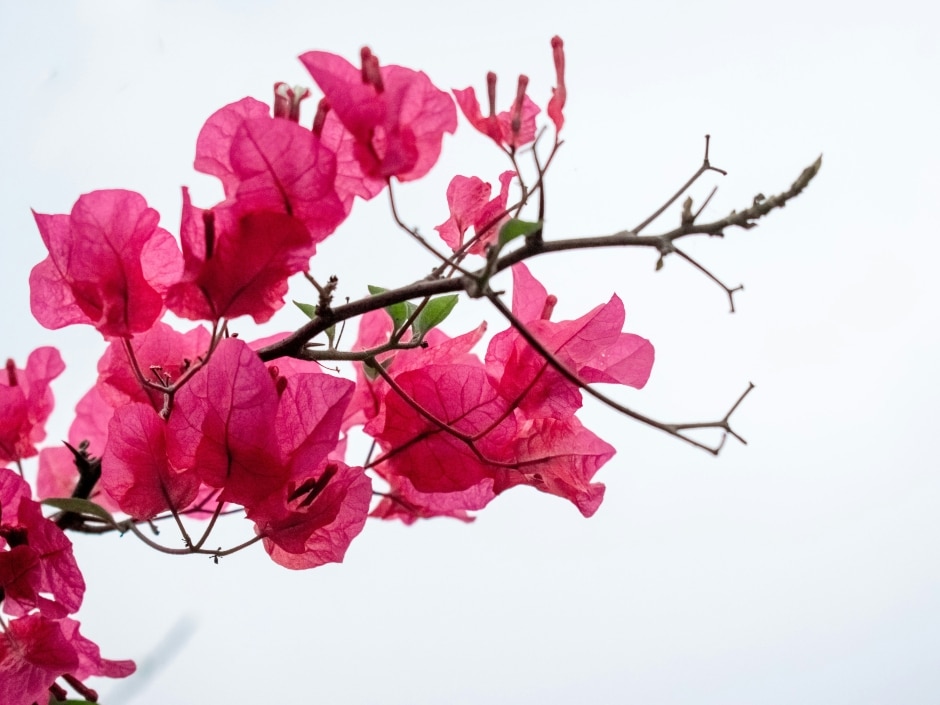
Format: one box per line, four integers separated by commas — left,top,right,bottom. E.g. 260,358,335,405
414,295,459,336
293,300,317,319
498,218,542,247
325,324,336,349
42,498,119,529
368,285,411,332
363,357,393,381
403,301,418,328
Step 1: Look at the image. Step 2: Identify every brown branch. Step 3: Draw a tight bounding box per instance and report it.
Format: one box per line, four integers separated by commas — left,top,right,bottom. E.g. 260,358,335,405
483,290,752,455
633,134,728,234
257,156,821,362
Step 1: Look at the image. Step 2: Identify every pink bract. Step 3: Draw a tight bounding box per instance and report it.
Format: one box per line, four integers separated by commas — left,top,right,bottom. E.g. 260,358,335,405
0,467,85,619
486,263,655,419
435,171,515,254
166,337,286,507
452,84,539,150
0,348,64,464
30,190,182,337
0,614,135,705
101,403,200,521
300,49,457,182
197,99,348,240
249,459,371,570
166,189,317,323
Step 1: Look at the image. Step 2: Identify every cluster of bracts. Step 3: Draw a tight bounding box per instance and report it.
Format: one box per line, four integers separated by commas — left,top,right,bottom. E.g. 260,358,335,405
1,37,655,702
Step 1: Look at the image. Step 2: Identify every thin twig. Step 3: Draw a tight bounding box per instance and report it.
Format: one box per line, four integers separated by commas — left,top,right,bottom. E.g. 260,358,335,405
484,290,750,454
257,157,821,364
633,135,728,234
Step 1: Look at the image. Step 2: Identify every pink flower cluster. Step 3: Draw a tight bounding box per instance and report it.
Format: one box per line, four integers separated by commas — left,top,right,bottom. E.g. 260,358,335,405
5,36,652,701
1,463,134,702
358,262,653,522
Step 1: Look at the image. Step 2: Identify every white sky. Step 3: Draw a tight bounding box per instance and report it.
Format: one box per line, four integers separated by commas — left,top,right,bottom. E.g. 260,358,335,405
1,0,938,703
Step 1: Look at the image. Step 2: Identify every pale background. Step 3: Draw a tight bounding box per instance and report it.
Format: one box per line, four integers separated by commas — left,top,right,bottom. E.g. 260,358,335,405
1,1,938,703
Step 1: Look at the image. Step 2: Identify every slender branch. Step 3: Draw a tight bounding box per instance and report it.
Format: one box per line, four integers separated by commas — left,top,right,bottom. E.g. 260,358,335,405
300,337,426,362
633,134,728,234
258,156,821,363
484,290,751,454
119,517,263,558
387,180,475,275
189,499,225,551
671,245,743,312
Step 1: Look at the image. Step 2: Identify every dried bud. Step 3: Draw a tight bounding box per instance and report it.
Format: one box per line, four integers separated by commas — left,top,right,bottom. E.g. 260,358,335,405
510,75,529,138
360,47,384,93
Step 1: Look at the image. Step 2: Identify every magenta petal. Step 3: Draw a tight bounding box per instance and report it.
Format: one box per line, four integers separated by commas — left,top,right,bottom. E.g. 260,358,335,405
276,373,354,481
252,461,372,570
228,116,347,241
101,403,199,520
0,614,80,705
301,51,456,181
167,338,285,506
30,190,182,337
495,417,613,517
369,364,515,494
60,618,136,680
167,191,316,323
0,468,85,618
0,347,64,463
194,97,272,194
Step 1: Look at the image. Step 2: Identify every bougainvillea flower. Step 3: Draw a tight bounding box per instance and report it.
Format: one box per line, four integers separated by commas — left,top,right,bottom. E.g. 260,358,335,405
241,346,369,568
194,97,272,195
453,73,540,149
0,467,84,619
358,262,652,518
166,189,316,323
300,48,457,182
274,366,354,483
101,403,200,520
194,97,349,242
0,613,80,705
366,363,518,495
0,347,64,464
166,337,286,507
248,459,371,570
363,359,613,516
435,171,515,254
0,613,135,705
317,107,389,208
486,263,655,419
30,190,182,337
547,35,566,132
